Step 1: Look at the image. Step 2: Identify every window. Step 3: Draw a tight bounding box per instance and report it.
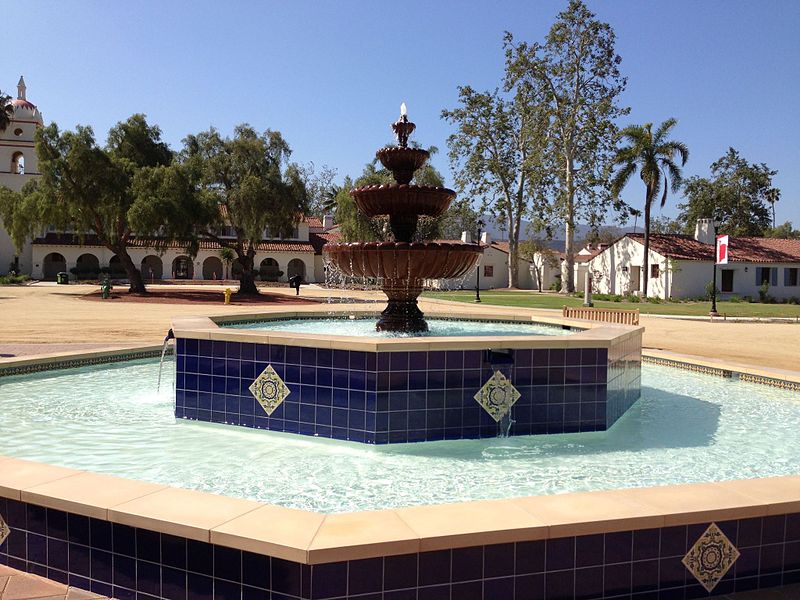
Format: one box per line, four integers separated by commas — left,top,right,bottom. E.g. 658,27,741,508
756,267,776,286
13,128,23,137
650,264,660,278
484,265,494,278
721,270,734,293
785,268,799,287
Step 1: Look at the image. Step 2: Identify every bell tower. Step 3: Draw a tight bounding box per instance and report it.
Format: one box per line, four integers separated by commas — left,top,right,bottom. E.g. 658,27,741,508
0,76,43,273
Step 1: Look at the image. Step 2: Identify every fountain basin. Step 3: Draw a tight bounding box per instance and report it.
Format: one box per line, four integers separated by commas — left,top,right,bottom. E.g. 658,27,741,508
324,241,482,291
171,306,642,444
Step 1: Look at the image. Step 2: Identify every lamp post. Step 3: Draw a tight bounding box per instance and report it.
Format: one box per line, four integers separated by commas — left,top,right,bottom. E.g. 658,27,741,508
475,219,484,303
710,219,719,317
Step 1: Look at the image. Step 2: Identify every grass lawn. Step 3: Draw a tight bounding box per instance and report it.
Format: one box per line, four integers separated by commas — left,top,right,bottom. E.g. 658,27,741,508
423,290,800,318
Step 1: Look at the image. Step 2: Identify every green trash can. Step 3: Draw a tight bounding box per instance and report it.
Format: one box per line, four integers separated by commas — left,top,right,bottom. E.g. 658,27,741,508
56,272,69,285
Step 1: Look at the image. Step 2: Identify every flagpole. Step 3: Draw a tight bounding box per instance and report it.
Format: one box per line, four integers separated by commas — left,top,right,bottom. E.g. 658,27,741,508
710,224,719,317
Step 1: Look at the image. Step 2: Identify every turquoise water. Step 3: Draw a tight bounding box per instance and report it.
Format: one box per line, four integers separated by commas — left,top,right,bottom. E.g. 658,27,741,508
224,317,572,337
1,359,799,513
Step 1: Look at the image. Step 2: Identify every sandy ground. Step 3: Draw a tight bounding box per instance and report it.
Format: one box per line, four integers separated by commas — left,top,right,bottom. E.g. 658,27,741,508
0,283,798,370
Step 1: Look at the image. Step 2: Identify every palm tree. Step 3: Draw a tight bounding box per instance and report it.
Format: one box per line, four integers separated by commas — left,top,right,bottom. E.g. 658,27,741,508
611,119,689,297
0,91,13,133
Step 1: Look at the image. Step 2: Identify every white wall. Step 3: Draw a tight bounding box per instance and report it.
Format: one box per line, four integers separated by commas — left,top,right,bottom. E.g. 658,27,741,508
428,247,534,290
586,237,673,298
31,245,319,283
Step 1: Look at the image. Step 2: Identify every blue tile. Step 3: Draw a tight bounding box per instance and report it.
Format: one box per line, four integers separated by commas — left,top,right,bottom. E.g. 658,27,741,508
46,508,68,540
269,344,286,364
332,349,349,370
271,558,301,596
187,539,213,574
68,543,90,577
301,346,316,365
161,534,186,569
348,557,383,595
161,566,187,600
48,538,68,571
286,346,302,365
214,545,242,582
390,352,409,371
317,348,332,367
91,548,114,583
68,513,90,546
241,551,269,589
311,562,347,599
187,572,213,600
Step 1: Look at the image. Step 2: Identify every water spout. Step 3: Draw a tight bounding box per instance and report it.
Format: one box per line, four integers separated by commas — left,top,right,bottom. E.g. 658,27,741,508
156,329,174,394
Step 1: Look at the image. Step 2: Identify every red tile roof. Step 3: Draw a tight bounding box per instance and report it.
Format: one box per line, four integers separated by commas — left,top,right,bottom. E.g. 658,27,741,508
309,231,341,254
32,233,315,253
626,233,800,263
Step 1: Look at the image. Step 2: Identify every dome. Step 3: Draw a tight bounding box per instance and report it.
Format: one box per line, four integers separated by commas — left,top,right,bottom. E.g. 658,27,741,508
9,76,43,123
10,98,42,122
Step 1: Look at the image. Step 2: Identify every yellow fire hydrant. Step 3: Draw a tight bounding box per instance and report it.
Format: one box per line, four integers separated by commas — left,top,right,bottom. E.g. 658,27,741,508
224,287,232,305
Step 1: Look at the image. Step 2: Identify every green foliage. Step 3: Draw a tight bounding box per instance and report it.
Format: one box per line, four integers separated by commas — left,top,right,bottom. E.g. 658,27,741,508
144,125,309,294
0,90,12,133
0,273,30,284
704,280,719,301
765,222,800,239
758,281,774,303
650,215,683,234
442,83,550,287
0,114,176,293
296,162,338,218
677,148,777,236
610,118,688,297
503,0,628,292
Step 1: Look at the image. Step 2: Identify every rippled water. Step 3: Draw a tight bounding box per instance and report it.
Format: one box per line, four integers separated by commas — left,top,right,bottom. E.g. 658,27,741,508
224,317,572,337
1,359,798,513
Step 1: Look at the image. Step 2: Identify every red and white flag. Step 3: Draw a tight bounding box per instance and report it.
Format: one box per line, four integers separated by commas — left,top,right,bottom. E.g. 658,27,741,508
716,235,729,265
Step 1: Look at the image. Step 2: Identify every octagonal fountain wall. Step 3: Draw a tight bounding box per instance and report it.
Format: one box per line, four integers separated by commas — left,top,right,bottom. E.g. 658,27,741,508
171,308,642,444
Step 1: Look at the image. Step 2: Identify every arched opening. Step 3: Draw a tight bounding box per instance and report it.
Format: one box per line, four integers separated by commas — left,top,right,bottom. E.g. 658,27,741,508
73,253,100,279
42,252,66,280
202,256,224,280
259,257,282,281
11,152,24,175
287,259,306,282
172,255,194,279
141,255,163,280
107,255,126,278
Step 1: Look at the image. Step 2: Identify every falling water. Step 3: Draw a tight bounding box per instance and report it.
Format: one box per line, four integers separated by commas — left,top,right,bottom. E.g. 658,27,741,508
498,413,516,438
156,329,174,394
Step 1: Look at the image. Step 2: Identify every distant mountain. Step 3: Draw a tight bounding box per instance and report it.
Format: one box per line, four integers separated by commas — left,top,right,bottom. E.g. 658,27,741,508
480,216,638,246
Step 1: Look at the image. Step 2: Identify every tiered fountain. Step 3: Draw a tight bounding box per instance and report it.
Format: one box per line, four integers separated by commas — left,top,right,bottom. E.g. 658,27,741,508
324,105,482,333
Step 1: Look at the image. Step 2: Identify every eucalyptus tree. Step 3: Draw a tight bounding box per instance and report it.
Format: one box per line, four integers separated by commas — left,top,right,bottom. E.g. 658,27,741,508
0,90,13,132
442,84,551,288
610,118,688,297
0,114,176,293
504,0,628,292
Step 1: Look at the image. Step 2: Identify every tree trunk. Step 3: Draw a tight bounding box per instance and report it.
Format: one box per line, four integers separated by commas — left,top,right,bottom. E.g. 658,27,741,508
507,215,520,288
235,250,259,296
115,246,147,294
642,193,652,298
563,158,576,293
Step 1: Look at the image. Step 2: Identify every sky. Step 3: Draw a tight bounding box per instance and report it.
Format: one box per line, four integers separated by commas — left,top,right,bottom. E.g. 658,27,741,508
5,0,800,228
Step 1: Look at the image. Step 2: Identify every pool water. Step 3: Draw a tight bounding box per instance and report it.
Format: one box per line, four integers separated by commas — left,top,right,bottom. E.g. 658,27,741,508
224,317,572,338
1,359,798,513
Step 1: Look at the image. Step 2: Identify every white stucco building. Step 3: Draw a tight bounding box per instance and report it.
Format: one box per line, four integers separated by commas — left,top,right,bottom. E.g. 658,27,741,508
427,232,535,290
583,219,800,300
0,77,42,274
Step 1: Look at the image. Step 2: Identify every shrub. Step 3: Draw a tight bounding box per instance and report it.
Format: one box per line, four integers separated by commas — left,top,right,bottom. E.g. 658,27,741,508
758,282,775,303
705,280,720,301
624,294,640,303
646,296,662,304
727,295,743,303
0,273,31,284
549,280,562,292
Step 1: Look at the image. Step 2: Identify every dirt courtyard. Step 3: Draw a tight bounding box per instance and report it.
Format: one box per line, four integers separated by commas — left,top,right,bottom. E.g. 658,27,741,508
0,283,798,371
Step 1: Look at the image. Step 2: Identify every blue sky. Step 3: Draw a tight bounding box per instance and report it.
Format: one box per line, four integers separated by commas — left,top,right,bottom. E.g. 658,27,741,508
6,1,800,227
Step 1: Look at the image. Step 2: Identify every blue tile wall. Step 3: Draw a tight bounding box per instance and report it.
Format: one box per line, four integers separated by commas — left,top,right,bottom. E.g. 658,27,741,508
3,497,799,599
174,336,641,444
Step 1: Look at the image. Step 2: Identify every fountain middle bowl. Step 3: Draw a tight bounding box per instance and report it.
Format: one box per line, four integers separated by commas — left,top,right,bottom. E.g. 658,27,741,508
350,185,456,218
324,241,482,282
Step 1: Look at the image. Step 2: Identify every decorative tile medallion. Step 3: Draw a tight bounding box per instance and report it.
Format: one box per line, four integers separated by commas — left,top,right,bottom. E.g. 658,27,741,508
474,370,521,422
0,515,9,546
682,522,740,592
249,365,290,416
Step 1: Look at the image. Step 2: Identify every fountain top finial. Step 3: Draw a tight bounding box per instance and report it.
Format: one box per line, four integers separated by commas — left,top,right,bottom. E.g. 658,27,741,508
391,103,415,148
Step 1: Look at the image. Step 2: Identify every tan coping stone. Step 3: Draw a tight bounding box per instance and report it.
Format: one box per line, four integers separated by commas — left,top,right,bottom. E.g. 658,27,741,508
107,487,263,543
307,510,420,564
0,458,81,501
713,476,800,515
21,472,167,520
395,499,548,551
642,349,800,384
0,345,163,369
512,489,665,537
1,572,68,600
210,504,324,564
615,482,767,526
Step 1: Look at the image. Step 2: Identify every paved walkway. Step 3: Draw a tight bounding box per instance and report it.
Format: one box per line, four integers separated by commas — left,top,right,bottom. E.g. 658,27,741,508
0,566,106,600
